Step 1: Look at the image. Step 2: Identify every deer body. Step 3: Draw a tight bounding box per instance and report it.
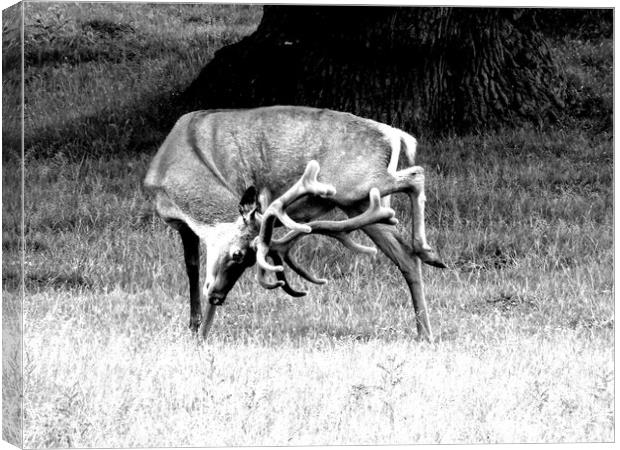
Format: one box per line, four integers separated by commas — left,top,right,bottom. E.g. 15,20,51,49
147,106,401,220
144,106,444,340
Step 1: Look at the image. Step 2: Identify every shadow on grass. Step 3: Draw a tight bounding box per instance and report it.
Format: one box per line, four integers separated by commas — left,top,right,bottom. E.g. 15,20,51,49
14,29,201,159
22,91,189,159
3,268,94,291
22,20,190,69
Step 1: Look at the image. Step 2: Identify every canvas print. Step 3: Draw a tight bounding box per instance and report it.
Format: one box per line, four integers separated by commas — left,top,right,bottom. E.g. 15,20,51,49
2,2,614,447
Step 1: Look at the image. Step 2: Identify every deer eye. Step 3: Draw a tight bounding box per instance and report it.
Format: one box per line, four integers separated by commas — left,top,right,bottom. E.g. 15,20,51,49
231,249,245,263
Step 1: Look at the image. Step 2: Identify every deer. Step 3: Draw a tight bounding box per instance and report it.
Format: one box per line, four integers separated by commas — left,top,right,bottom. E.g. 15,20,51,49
143,106,446,341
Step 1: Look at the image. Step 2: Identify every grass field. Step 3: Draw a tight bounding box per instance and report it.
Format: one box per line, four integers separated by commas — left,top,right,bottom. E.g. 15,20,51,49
2,3,614,447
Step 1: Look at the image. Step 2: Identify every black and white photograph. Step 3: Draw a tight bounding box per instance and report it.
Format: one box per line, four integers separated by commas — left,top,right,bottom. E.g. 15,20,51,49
1,1,614,447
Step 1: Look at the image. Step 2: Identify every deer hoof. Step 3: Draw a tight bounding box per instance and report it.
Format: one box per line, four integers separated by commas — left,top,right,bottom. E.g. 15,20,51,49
416,247,447,269
189,315,202,332
415,332,434,343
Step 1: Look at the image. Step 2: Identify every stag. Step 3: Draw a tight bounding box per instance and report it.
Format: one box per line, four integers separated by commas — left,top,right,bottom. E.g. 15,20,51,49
144,106,445,340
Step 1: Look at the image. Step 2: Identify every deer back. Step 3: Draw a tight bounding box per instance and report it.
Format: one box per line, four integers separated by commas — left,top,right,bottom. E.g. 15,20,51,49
144,106,399,225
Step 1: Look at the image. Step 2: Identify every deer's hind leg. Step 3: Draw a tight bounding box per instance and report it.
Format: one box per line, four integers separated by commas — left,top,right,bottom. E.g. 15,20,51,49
341,207,433,341
377,166,445,268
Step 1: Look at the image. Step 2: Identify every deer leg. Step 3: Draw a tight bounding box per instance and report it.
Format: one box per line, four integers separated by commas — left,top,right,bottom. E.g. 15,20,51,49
379,166,445,268
343,210,433,341
178,223,202,332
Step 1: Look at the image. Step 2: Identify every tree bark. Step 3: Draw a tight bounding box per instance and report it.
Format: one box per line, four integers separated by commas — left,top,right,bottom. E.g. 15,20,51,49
184,6,565,136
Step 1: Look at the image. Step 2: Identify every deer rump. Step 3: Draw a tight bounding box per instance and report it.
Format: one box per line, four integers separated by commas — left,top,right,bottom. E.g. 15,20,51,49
144,106,445,340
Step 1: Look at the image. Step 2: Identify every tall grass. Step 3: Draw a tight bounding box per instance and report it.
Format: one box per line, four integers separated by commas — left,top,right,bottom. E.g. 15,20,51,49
2,3,613,447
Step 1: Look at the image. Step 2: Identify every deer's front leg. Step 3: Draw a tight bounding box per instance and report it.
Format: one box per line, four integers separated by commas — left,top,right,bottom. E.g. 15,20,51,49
178,223,202,332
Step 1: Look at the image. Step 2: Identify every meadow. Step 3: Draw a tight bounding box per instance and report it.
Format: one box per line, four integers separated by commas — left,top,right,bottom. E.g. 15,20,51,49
2,3,613,447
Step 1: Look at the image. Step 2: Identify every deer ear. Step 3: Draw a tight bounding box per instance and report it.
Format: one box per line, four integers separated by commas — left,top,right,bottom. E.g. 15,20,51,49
239,186,259,217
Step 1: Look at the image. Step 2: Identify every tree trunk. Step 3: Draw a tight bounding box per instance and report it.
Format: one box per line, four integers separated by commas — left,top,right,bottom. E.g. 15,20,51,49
184,6,565,136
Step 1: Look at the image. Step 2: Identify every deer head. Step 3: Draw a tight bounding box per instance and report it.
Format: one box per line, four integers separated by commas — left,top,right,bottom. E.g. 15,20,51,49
202,161,397,306
201,187,260,305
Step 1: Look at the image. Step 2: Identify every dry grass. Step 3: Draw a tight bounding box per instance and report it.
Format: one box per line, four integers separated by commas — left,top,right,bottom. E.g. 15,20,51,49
23,299,613,446
2,3,613,447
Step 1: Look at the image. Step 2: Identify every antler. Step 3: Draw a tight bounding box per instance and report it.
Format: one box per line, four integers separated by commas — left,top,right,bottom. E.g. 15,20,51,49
271,187,397,253
256,251,308,297
255,161,398,295
268,187,397,282
255,160,336,272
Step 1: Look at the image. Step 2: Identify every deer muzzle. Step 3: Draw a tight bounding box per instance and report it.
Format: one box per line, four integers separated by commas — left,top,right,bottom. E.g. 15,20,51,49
208,294,226,306
203,281,227,305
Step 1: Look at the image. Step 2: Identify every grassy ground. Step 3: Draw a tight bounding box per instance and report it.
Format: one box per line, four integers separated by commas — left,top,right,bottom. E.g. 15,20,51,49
3,3,614,447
